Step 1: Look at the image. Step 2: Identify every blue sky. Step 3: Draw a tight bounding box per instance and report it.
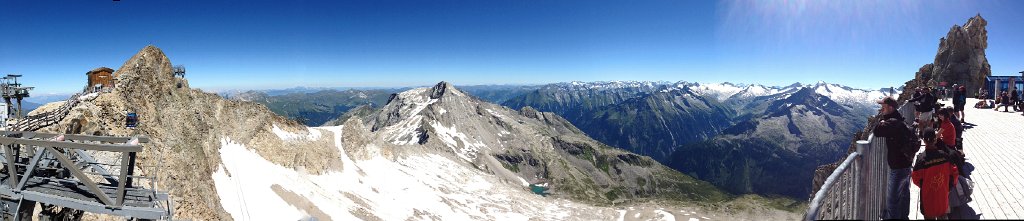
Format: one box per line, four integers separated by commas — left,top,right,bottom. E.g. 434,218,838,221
1,0,1023,94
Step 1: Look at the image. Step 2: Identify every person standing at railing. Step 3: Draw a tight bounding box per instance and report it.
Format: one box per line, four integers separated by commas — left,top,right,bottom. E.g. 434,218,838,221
874,96,920,220
912,128,959,220
909,87,938,134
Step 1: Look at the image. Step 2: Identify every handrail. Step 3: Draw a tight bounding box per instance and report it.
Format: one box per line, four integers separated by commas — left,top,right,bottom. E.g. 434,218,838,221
806,152,861,220
806,102,912,220
0,133,158,214
0,130,151,143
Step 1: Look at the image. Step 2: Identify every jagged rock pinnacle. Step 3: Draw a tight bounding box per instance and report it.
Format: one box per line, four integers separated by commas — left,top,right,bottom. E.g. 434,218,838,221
429,81,453,99
909,14,990,96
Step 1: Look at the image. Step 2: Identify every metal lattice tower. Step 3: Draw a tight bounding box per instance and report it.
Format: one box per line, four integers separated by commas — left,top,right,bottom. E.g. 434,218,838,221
0,75,33,120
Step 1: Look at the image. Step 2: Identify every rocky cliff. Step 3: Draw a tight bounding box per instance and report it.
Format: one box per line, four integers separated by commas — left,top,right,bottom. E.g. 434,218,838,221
916,14,991,93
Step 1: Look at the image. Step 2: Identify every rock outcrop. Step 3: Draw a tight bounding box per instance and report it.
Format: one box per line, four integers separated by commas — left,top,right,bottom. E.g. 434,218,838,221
915,14,991,93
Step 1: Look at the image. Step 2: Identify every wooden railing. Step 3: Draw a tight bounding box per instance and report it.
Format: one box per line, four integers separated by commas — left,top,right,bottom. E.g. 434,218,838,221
10,92,85,132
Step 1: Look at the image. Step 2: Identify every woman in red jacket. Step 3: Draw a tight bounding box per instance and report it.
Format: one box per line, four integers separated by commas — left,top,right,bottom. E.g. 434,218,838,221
912,128,959,220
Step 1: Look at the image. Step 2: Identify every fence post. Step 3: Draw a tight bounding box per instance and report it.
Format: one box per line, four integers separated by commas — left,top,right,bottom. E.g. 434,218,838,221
856,139,870,220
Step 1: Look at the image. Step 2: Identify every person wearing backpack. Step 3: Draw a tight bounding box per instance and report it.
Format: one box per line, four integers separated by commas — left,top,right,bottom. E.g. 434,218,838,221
912,128,959,220
874,96,919,219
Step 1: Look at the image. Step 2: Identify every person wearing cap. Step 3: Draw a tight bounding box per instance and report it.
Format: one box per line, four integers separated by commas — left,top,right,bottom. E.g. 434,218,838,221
874,96,918,219
912,128,959,220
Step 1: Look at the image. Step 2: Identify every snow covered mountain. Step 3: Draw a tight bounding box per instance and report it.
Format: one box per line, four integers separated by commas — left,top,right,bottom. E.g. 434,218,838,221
534,80,892,107
688,82,746,101
364,82,731,203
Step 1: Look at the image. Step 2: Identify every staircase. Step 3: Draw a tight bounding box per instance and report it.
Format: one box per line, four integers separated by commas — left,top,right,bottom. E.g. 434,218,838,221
10,93,85,132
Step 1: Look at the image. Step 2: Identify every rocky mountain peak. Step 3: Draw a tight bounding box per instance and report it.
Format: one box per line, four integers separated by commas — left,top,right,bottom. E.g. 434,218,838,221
114,46,176,95
964,14,988,49
766,87,846,117
429,81,454,99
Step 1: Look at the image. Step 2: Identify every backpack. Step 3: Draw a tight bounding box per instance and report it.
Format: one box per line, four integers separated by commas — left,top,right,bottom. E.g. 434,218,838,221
949,175,974,207
901,123,920,156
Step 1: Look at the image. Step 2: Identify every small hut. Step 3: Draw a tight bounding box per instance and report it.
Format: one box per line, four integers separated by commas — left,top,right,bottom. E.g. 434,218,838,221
86,67,116,92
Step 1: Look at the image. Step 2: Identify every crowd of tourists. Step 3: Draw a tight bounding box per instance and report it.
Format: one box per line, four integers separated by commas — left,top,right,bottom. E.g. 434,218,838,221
971,86,1023,113
874,92,976,220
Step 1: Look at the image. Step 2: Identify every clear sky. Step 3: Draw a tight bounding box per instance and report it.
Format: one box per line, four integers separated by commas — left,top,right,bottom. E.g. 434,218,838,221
2,0,1023,94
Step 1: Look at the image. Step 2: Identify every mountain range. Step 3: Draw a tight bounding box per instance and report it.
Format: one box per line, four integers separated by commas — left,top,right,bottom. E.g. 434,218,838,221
502,80,894,198
237,79,895,199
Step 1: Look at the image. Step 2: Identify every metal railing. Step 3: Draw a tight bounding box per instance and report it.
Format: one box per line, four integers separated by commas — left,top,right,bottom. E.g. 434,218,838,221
805,103,915,220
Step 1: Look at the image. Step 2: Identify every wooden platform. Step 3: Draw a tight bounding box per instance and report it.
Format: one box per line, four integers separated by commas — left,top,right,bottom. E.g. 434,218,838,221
908,98,1024,219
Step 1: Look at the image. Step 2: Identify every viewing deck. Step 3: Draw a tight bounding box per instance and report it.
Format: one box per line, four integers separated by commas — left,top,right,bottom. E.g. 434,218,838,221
907,98,1024,219
807,98,1024,220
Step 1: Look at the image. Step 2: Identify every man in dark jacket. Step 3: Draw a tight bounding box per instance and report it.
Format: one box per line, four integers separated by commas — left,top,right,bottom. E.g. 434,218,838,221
1011,89,1020,112
874,96,918,219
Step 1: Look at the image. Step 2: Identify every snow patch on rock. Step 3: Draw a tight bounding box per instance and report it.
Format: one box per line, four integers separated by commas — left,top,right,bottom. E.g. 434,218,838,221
216,127,598,221
429,121,486,162
380,88,439,145
654,209,676,221
212,138,332,220
272,124,322,141
78,92,100,101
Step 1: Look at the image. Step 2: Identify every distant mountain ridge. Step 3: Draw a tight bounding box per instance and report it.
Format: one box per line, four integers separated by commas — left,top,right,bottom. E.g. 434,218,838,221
503,80,894,159
670,87,869,197
503,80,895,198
223,84,541,126
225,89,398,126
